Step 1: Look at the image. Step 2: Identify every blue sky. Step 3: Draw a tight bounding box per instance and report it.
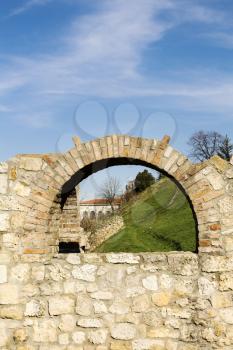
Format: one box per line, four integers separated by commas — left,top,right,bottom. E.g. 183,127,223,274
0,0,233,198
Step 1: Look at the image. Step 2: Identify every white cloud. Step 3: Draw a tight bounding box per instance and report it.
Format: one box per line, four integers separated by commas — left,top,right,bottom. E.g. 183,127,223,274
1,0,233,129
8,0,52,17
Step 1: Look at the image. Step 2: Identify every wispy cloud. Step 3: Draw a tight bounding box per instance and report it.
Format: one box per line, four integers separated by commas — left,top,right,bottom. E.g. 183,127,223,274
16,113,53,128
1,0,233,129
8,0,52,17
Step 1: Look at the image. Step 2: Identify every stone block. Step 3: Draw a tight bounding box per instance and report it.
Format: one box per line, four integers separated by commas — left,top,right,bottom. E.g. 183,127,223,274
25,299,46,317
33,320,57,342
106,253,140,264
72,264,97,282
49,296,75,315
0,265,7,283
76,294,93,316
0,305,23,320
72,331,85,344
0,284,19,304
0,212,9,231
142,275,158,291
0,174,8,194
111,323,136,340
88,329,108,344
77,318,103,328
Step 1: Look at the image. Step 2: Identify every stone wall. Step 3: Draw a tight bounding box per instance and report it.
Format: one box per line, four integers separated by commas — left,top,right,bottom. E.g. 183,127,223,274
88,215,124,251
1,252,233,349
0,135,233,348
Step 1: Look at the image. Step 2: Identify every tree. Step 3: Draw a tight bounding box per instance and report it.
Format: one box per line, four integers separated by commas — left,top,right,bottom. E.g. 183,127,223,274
188,131,224,162
134,170,155,192
98,176,121,212
218,135,233,161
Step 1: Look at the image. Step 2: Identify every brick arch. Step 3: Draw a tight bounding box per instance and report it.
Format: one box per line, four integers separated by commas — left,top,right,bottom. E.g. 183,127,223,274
19,134,229,255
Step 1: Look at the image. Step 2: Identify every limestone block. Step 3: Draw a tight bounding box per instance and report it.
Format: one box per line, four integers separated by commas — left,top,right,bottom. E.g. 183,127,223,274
0,284,19,304
72,264,97,282
132,295,150,312
58,333,69,345
93,301,108,314
77,318,103,328
159,274,173,289
198,277,216,296
219,273,233,291
132,339,165,350
168,254,198,276
33,320,57,342
72,331,85,344
31,265,45,282
126,286,145,298
219,307,233,324
0,305,23,320
49,296,75,315
219,197,233,214
59,315,76,332
201,255,233,272
66,254,81,265
19,157,43,171
13,182,31,197
152,291,171,306
109,301,130,315
206,172,225,190
0,328,8,347
110,341,132,350
0,212,9,231
11,264,30,283
111,323,136,340
142,275,158,291
25,300,46,317
0,162,8,174
106,253,140,264
88,329,108,344
90,291,113,300
13,328,28,343
143,311,162,327
211,292,233,308
0,174,8,194
147,326,179,338
76,294,93,316
0,265,7,283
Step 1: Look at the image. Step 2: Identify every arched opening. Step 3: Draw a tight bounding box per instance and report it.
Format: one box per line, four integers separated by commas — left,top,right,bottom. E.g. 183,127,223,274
50,157,198,254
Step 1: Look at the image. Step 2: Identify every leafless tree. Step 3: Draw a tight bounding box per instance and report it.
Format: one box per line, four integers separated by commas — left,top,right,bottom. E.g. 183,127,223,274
188,131,224,162
98,176,121,212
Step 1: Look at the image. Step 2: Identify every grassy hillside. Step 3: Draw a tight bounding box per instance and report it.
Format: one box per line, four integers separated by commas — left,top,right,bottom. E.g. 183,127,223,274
96,177,197,253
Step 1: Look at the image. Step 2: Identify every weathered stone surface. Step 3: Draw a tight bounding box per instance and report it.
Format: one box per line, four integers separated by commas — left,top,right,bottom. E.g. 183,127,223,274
152,291,171,306
76,294,93,316
11,264,30,283
88,329,108,344
219,308,233,324
0,212,9,231
132,339,164,350
111,323,136,340
77,318,103,328
0,265,7,283
0,174,8,194
132,295,150,312
142,275,158,291
91,291,113,300
106,253,140,264
33,320,57,342
72,264,97,282
72,331,85,344
31,266,45,282
0,328,8,347
93,301,108,314
25,300,45,317
109,300,130,315
49,296,75,315
59,314,76,332
0,284,19,304
0,305,23,320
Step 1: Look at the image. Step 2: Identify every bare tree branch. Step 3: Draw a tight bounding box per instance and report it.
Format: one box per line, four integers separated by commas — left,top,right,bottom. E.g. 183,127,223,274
98,176,121,212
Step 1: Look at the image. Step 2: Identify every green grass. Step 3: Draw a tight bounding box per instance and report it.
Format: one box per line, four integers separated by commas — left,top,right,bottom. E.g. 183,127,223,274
96,177,197,253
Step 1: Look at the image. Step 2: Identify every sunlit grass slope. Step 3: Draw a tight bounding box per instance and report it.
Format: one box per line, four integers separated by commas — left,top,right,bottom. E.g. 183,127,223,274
96,177,196,253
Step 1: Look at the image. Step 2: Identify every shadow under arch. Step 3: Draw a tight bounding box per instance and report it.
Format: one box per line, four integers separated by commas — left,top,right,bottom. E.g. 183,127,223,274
60,157,199,253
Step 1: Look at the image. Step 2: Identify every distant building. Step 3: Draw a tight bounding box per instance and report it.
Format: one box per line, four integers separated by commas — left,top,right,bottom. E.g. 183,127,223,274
80,198,121,219
125,180,136,192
